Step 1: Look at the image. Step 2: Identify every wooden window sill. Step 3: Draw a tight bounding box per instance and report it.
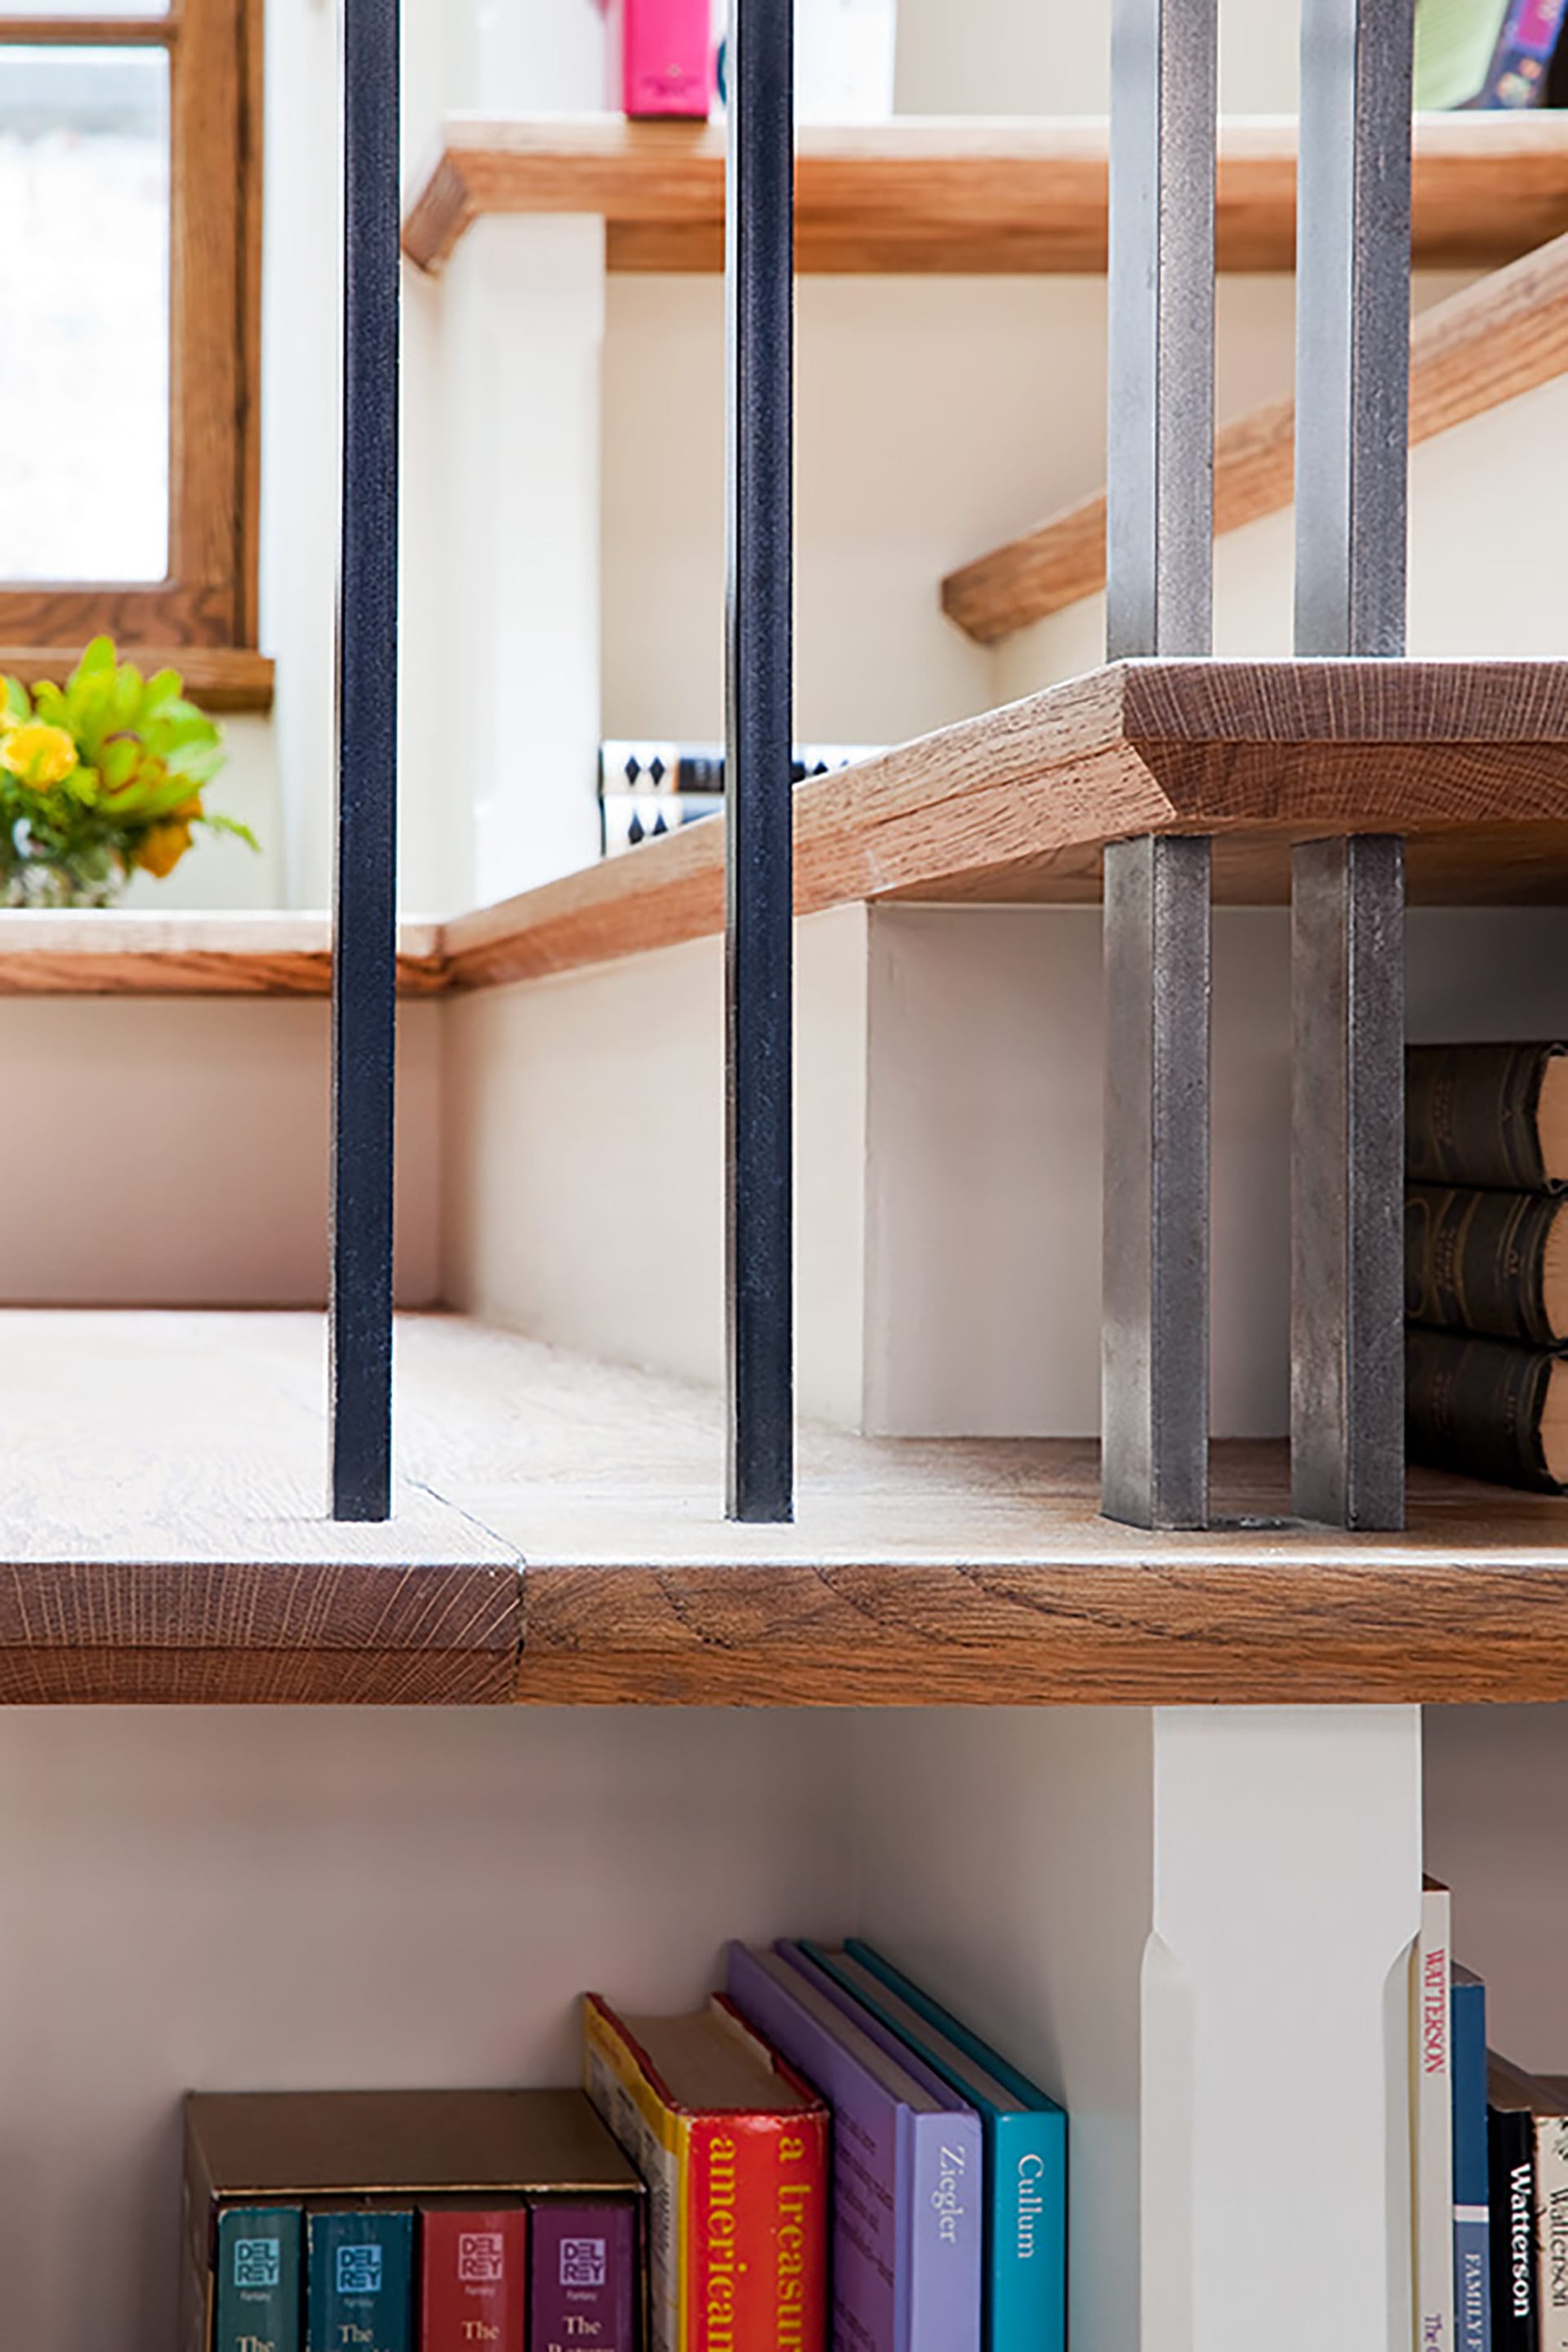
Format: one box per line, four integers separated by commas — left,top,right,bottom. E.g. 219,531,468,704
0,647,275,714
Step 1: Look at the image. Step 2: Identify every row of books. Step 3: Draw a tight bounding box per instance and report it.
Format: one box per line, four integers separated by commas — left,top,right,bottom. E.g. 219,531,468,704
1405,1043,1568,1491
598,741,879,861
185,2090,644,2352
586,1937,1067,2352
1415,0,1568,110
1417,1877,1568,2352
212,2202,631,2352
185,1939,1066,2352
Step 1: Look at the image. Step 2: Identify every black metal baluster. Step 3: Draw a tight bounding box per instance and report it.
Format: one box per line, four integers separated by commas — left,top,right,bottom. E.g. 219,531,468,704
1290,0,1413,1530
330,0,400,1521
724,0,795,1523
1100,0,1218,1530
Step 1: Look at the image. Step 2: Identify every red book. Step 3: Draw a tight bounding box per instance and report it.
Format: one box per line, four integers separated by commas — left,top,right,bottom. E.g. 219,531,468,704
419,2207,528,2351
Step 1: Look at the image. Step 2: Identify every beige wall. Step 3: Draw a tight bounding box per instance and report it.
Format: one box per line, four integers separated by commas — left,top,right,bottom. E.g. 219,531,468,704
0,1000,441,1306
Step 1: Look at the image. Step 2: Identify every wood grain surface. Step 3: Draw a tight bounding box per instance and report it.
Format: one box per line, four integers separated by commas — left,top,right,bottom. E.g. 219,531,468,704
0,911,447,996
439,657,1568,991
944,228,1568,643
0,647,274,713
373,1319,1568,1708
7,1311,1568,1704
0,1312,519,1704
402,111,1568,275
7,659,1568,1001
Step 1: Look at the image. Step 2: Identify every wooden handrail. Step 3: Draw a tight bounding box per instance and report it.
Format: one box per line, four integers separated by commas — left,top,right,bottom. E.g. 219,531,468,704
943,226,1568,645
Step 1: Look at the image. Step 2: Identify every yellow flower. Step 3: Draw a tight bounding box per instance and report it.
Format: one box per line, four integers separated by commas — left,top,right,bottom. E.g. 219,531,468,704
135,818,195,879
0,722,78,790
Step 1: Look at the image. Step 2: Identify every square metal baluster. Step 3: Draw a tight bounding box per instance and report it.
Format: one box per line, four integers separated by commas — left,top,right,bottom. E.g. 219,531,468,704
1290,0,1414,1530
330,0,400,1522
724,0,795,1524
1101,0,1218,1530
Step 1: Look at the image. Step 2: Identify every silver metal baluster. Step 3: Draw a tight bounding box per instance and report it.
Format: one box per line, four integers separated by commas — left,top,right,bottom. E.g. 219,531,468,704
1290,0,1414,1530
1101,0,1218,1530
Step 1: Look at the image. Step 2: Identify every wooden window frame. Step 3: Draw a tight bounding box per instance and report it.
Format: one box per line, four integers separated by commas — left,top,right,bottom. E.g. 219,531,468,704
0,0,263,656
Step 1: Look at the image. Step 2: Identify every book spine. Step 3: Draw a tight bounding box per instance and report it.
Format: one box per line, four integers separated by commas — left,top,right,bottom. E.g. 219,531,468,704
1494,2109,1542,2352
1405,1330,1560,1491
904,2110,984,2352
599,742,876,798
1537,2118,1568,2352
306,2212,413,2352
993,2112,1068,2352
529,2202,639,2352
585,1995,689,2352
1417,1889,1456,2352
792,1940,1065,2352
621,0,712,118
1406,1045,1559,1192
418,2208,527,2351
1453,1982,1493,2352
215,2206,302,2352
1407,1187,1564,1347
687,2112,827,2352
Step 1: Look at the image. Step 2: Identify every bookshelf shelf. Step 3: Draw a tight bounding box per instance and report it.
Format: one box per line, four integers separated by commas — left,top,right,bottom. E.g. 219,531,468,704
401,110,1568,277
8,1307,1568,1708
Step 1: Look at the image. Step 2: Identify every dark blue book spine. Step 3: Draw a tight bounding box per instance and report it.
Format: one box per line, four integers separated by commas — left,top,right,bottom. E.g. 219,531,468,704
1453,1975,1492,2352
306,2211,413,2352
216,2206,302,2352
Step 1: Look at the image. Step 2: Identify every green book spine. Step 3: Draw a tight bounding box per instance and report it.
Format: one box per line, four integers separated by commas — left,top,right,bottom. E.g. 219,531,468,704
306,2212,413,2352
1407,1042,1562,1192
1406,1326,1561,1490
1406,1183,1564,1343
215,2206,302,2352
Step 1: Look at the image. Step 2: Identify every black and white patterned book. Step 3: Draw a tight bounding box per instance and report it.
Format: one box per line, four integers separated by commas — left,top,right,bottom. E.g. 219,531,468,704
599,741,880,798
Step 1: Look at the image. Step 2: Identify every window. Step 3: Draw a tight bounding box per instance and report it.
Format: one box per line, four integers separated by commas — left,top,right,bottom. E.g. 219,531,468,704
0,0,261,652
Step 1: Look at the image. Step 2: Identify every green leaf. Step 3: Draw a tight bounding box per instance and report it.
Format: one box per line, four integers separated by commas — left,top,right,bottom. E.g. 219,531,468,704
199,812,261,853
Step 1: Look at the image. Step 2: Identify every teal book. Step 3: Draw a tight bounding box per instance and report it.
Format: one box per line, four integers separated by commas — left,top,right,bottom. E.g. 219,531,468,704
306,2211,413,2352
215,2206,302,2352
801,1940,1067,2352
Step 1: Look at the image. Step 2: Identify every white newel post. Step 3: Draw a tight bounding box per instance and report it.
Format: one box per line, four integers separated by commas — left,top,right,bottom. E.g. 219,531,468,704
1143,1706,1422,2352
443,214,606,906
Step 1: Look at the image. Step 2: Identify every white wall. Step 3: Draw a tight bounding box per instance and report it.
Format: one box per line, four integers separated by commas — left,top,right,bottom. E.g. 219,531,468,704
0,1705,861,2352
856,1707,1151,2352
440,906,869,1426
1426,1704,1568,2074
0,1000,442,1306
996,278,1529,699
893,0,1300,113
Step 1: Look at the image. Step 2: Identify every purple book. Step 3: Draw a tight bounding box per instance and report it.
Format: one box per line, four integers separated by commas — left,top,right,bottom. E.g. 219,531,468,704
528,2201,638,2352
726,1941,981,2352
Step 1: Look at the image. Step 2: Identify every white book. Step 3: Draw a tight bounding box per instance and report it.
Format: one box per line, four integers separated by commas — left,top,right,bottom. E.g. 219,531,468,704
1534,2100,1568,2352
1414,1880,1454,2352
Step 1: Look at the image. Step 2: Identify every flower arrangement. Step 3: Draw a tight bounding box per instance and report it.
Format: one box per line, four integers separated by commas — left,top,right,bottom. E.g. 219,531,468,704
0,637,257,906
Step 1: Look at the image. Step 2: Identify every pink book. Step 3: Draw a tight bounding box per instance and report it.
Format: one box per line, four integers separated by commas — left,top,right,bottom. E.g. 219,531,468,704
620,0,713,118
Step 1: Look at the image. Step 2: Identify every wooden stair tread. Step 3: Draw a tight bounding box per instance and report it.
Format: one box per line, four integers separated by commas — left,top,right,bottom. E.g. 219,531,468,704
402,109,1568,277
8,661,1568,1000
2,1308,1567,1707
0,910,448,997
0,1310,519,1704
944,226,1568,644
441,657,1568,991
